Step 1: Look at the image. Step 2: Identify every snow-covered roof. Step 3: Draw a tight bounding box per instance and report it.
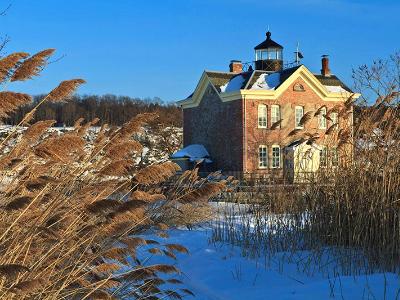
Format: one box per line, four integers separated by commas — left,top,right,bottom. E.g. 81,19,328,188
171,144,212,163
250,73,280,90
220,75,246,93
324,85,348,93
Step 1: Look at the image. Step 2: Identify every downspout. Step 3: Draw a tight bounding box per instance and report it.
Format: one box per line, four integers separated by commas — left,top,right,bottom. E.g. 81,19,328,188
243,94,247,175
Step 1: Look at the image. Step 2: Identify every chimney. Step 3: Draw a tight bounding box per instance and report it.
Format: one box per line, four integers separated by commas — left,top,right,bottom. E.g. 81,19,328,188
321,55,331,77
229,60,242,73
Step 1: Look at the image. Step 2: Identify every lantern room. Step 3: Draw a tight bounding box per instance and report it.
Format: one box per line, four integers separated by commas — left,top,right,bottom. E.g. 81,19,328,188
254,31,283,72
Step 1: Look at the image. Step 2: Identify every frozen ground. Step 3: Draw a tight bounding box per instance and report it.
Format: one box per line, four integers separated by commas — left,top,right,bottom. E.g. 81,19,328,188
141,203,399,300
145,228,399,300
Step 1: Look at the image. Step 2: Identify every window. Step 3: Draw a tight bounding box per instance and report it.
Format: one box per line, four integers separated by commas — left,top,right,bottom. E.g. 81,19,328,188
271,105,280,126
261,50,268,60
272,145,281,168
319,107,327,129
258,145,268,168
268,50,276,59
258,104,267,128
295,106,304,129
331,112,338,126
331,148,339,167
320,146,327,167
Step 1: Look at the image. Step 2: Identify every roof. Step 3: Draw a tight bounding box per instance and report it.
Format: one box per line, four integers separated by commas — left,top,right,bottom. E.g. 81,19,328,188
177,64,359,108
171,144,212,163
207,71,252,92
254,31,283,50
314,74,353,92
199,66,352,94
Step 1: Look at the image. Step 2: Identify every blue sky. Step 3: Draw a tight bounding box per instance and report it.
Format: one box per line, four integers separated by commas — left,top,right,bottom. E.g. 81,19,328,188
2,0,400,102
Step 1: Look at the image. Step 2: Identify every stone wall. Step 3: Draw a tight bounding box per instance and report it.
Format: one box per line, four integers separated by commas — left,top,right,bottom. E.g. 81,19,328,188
183,84,244,172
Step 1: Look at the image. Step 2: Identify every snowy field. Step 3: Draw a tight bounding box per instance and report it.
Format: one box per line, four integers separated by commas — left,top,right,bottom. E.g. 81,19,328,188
141,203,400,300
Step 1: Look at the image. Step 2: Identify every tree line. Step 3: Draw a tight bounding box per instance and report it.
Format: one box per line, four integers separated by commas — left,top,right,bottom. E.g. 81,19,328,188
6,94,183,127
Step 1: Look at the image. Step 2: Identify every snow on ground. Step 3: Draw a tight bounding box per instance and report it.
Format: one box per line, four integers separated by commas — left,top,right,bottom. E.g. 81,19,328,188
140,203,400,299
143,228,399,300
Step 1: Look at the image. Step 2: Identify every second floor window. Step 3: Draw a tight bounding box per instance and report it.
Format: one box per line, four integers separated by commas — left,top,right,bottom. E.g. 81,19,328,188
319,107,327,129
259,145,268,168
272,145,281,168
258,104,267,128
271,105,280,126
331,112,338,126
295,106,304,129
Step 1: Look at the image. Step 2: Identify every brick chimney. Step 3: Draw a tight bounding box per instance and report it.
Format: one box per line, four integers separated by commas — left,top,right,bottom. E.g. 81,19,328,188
229,60,242,73
321,55,331,77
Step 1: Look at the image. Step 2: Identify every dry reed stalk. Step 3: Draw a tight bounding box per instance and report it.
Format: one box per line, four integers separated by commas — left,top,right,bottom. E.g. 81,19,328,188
298,111,313,127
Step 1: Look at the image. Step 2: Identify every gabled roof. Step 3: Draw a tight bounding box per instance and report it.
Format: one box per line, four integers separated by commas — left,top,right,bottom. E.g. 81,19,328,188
314,74,352,92
177,65,360,108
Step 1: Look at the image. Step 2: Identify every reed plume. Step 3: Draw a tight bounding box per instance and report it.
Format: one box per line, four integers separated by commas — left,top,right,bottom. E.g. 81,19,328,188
298,111,313,127
11,49,55,81
0,52,29,82
0,92,31,118
47,79,86,102
270,119,282,130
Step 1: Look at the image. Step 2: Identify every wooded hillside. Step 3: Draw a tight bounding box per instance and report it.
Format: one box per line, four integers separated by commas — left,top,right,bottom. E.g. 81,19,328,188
6,94,182,127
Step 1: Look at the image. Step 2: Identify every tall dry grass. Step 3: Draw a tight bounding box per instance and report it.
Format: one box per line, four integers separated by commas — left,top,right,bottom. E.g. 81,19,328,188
0,49,229,299
212,52,400,277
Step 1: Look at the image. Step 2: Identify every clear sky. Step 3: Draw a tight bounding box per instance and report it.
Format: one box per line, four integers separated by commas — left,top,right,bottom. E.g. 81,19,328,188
2,0,400,102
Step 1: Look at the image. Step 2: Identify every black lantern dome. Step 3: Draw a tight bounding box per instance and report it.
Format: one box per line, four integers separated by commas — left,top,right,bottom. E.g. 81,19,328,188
254,31,283,72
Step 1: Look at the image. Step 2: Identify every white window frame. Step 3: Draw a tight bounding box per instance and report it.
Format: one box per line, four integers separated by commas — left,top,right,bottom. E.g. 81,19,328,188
295,106,304,129
258,145,268,169
258,104,267,128
331,112,338,126
319,146,328,168
271,105,280,126
271,145,281,168
319,107,327,129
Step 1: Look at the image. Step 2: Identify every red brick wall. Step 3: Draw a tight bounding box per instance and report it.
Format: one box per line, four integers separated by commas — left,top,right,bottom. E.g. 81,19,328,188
244,77,348,175
183,84,244,172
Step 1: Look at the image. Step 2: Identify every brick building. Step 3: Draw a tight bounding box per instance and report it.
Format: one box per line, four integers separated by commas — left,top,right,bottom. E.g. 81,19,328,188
177,31,360,181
